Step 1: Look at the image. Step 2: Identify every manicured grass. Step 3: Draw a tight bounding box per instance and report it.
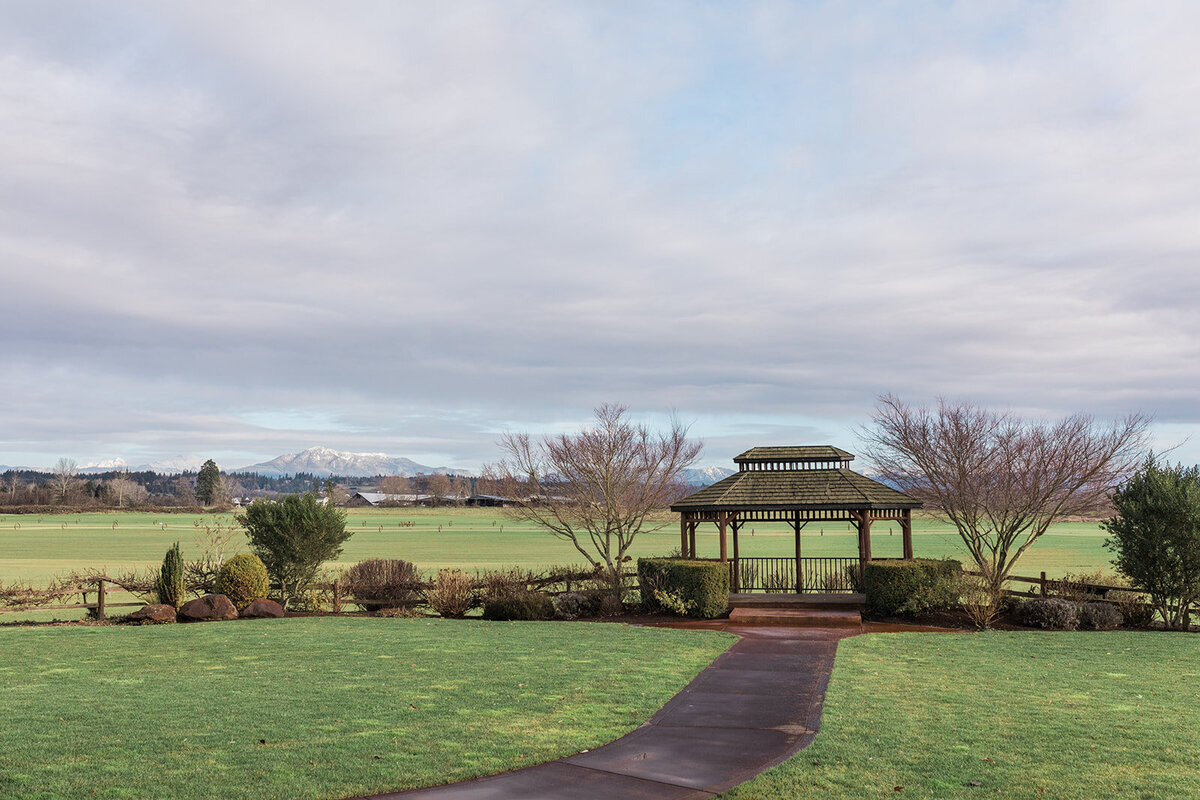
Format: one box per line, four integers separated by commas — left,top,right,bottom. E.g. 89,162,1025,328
722,631,1200,800
0,508,1116,585
0,617,733,800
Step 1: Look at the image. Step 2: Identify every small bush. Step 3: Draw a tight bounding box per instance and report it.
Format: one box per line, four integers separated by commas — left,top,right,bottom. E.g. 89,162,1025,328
1053,570,1110,603
863,559,962,617
553,591,602,619
1019,597,1080,630
596,593,624,616
958,573,1003,629
637,558,729,619
214,553,269,609
377,606,424,619
1109,589,1156,627
482,591,554,621
425,569,475,618
1078,601,1123,630
341,559,421,611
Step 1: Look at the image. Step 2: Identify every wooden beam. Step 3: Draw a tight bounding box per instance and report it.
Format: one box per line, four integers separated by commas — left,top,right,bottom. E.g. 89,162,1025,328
718,513,728,562
901,508,914,560
731,520,740,592
680,514,688,557
688,521,697,559
794,511,802,593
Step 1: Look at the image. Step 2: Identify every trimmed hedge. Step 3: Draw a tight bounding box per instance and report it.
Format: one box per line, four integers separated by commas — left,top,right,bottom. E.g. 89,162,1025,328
863,558,962,617
637,558,729,619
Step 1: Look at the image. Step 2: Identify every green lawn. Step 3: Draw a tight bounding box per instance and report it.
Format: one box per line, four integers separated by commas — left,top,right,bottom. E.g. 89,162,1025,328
0,508,1117,585
722,631,1200,800
0,617,733,800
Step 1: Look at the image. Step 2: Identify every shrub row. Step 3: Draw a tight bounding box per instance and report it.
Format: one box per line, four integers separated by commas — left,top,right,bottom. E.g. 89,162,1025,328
1018,597,1125,630
637,558,729,619
862,558,963,617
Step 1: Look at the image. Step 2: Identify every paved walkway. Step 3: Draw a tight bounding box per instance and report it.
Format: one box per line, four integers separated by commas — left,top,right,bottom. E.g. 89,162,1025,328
357,625,860,800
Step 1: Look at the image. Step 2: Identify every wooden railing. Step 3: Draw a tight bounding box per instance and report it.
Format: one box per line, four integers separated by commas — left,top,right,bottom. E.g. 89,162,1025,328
732,557,861,594
0,579,142,620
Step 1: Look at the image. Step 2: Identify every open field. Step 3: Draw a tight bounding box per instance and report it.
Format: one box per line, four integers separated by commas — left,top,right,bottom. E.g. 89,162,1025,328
0,617,733,800
723,631,1200,800
0,508,1119,586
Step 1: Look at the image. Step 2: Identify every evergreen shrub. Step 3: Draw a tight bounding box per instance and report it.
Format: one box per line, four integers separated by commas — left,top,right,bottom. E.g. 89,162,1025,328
481,591,554,621
155,542,185,610
1078,601,1123,630
1018,597,1080,630
637,558,729,619
863,558,962,617
214,553,269,609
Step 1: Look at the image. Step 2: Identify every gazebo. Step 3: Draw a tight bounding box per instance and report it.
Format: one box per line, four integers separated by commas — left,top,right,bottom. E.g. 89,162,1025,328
670,446,922,593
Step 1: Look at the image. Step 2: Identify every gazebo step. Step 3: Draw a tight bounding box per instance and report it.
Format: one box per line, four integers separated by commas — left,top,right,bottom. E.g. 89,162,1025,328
729,592,865,611
728,607,863,629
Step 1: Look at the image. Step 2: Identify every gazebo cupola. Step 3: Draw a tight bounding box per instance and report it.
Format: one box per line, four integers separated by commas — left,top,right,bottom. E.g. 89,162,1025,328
671,445,923,593
734,445,855,472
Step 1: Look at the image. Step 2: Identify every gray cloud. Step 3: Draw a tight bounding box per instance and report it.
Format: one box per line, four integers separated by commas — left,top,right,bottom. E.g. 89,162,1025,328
3,1,1200,470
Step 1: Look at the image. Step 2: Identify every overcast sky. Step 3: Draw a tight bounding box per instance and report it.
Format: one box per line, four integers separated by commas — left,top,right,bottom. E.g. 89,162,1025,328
3,1,1200,472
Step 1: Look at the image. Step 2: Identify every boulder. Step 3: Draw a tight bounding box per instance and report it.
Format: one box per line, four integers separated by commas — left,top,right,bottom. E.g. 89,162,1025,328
240,598,285,619
178,593,238,622
130,603,176,624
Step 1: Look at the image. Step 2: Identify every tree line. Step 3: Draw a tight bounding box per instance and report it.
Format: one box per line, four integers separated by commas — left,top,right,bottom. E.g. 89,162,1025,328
0,458,476,510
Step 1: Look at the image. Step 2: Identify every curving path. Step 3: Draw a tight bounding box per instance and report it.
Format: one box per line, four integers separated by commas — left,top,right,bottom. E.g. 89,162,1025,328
353,624,862,800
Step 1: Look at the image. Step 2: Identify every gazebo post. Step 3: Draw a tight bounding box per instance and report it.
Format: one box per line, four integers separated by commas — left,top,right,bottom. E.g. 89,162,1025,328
731,519,741,592
680,514,689,557
793,511,802,593
718,513,728,562
901,508,914,559
856,511,873,562
688,521,697,558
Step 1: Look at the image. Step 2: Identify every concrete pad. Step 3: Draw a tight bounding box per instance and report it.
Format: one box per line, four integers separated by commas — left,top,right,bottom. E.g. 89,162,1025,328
564,725,811,793
368,762,713,799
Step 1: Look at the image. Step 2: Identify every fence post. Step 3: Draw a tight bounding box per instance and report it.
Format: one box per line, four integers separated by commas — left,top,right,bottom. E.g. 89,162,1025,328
96,579,106,620
1040,572,1047,598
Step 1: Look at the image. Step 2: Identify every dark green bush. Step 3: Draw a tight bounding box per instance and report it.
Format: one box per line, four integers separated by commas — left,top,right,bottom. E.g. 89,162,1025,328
481,591,554,621
341,558,421,611
1018,597,1080,630
863,558,962,617
1078,602,1123,630
214,552,269,609
155,542,185,610
637,558,729,619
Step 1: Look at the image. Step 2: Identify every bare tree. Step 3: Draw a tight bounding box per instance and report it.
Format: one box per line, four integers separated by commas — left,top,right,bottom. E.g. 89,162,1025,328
52,458,78,503
174,475,196,506
105,474,148,507
487,404,702,596
861,396,1151,618
2,472,21,503
424,473,453,505
379,475,411,501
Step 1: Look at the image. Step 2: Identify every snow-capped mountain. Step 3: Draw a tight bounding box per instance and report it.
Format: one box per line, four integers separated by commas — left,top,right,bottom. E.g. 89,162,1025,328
235,446,466,477
679,466,735,486
77,455,206,474
79,458,129,474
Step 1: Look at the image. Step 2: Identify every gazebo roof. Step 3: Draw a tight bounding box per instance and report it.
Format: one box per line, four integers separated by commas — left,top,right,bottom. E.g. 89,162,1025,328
671,465,920,512
733,445,854,464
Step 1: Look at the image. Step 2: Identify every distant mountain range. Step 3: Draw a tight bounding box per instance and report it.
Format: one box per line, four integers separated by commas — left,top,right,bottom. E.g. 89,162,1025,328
4,447,733,485
234,446,464,477
680,466,735,486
